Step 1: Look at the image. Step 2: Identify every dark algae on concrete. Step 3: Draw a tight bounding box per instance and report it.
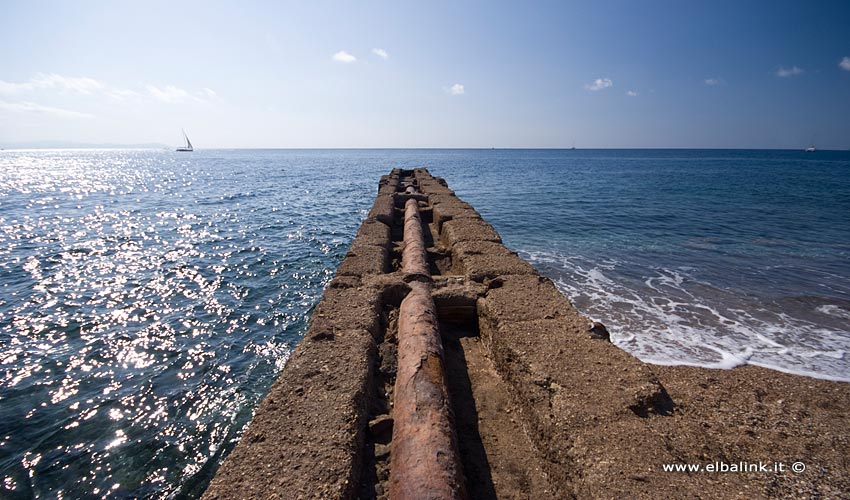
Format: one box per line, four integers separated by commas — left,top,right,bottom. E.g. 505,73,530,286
202,169,850,500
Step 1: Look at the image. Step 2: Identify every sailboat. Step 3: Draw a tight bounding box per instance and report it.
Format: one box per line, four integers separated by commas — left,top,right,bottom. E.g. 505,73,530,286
176,130,193,152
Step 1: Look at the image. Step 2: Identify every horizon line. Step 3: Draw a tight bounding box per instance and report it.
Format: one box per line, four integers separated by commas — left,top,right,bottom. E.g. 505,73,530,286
3,146,850,152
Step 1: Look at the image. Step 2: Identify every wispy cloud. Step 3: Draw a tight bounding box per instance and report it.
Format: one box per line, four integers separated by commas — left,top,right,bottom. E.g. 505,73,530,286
585,78,613,91
333,50,357,63
0,81,28,94
776,66,804,77
704,77,725,86
626,90,638,97
198,88,219,100
840,56,850,71
0,73,104,95
144,85,219,104
34,73,104,94
1,73,218,106
446,83,465,96
146,84,191,103
0,99,94,119
372,48,389,60
0,80,29,94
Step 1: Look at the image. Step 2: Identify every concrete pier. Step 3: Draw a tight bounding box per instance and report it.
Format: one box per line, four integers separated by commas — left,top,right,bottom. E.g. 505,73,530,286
202,169,850,500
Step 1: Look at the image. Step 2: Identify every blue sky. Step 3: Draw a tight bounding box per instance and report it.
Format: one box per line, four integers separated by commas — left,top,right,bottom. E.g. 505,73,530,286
2,0,849,148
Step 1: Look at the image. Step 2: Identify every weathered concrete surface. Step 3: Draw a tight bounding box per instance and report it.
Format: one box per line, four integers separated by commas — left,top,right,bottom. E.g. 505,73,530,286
337,245,388,277
201,326,375,500
354,218,392,250
368,194,395,226
430,198,479,233
441,331,556,499
450,241,536,280
204,168,850,500
309,279,383,339
441,218,502,246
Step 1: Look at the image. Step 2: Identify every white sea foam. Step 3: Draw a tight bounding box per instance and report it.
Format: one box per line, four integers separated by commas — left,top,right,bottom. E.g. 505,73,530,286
523,249,850,382
818,304,850,321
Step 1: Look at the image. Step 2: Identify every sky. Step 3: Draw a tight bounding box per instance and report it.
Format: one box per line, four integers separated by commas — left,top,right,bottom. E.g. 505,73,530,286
1,0,849,149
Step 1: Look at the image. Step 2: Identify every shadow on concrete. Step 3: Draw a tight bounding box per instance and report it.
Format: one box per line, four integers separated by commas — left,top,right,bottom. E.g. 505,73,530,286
441,322,497,500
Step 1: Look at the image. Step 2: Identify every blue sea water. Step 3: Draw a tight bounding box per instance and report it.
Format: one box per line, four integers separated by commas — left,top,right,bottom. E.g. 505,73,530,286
0,148,848,498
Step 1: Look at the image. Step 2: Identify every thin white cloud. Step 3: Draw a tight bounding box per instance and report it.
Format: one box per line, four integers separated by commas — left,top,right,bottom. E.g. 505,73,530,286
333,51,357,63
146,85,219,103
146,84,194,103
585,78,613,91
198,88,219,100
0,73,218,107
33,73,103,94
840,56,850,71
626,90,638,96
0,73,104,94
446,83,465,96
0,79,33,94
372,48,389,60
704,78,725,86
776,66,804,77
0,99,94,119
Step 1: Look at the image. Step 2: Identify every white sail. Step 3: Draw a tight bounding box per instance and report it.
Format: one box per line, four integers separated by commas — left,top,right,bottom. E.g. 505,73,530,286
177,129,193,152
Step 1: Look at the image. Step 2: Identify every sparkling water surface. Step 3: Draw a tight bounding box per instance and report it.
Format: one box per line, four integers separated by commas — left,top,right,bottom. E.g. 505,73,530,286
1,148,848,498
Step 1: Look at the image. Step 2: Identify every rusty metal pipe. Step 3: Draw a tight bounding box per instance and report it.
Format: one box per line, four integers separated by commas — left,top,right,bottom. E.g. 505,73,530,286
389,199,466,500
401,198,430,277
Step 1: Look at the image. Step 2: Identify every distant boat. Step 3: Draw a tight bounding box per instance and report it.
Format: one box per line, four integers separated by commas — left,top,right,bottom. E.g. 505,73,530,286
570,141,576,150
176,130,193,152
804,145,816,152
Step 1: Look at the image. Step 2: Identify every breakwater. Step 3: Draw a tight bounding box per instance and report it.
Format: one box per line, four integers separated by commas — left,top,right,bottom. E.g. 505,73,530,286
202,169,850,499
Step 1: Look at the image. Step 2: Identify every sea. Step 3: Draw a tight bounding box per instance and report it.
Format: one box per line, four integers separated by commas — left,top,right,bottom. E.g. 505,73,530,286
1,148,848,499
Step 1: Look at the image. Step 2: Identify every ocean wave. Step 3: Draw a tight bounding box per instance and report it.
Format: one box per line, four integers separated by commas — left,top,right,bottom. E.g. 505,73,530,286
523,249,850,382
